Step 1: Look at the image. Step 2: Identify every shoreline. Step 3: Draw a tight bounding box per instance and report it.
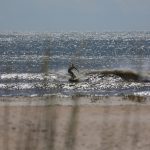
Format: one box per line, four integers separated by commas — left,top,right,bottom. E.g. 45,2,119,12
0,95,149,106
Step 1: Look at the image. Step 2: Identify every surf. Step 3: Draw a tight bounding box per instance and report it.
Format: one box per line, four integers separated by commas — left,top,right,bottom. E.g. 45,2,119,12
85,69,150,82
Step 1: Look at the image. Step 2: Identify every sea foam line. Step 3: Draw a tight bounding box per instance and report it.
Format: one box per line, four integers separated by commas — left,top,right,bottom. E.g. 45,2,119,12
0,73,57,80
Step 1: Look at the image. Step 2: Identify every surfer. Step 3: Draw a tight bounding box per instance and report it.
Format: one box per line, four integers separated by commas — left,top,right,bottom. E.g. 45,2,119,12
68,63,79,80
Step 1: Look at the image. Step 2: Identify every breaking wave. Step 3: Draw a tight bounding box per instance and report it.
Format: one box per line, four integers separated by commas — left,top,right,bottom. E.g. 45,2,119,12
0,69,150,97
86,70,150,82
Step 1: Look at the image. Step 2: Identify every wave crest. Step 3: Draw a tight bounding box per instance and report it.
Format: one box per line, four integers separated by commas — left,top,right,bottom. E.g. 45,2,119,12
86,70,150,82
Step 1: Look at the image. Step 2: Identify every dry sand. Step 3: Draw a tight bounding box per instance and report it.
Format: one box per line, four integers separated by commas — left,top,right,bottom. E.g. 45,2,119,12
0,96,150,150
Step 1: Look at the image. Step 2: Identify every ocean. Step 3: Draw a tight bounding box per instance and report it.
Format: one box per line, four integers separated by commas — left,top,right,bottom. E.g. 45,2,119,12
0,32,150,97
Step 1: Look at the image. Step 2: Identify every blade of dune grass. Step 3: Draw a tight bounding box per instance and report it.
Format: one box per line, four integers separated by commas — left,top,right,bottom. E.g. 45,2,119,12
64,96,79,150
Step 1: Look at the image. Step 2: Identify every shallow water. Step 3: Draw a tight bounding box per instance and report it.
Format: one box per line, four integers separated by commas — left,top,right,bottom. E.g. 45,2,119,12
0,32,150,96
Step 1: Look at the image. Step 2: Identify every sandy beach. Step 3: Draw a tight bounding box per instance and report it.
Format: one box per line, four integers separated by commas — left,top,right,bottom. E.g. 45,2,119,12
0,96,150,150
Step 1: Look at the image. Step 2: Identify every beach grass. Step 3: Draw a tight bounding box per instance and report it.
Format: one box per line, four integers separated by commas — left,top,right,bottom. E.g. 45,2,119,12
0,96,150,150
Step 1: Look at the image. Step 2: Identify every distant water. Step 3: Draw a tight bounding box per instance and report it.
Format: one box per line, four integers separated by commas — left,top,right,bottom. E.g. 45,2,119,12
0,32,150,96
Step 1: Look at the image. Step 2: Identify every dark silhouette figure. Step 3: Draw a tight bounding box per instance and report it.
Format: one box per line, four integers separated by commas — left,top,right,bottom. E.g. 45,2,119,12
68,64,79,79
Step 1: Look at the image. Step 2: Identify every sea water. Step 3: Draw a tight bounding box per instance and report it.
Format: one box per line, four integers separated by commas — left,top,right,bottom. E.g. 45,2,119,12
0,32,150,96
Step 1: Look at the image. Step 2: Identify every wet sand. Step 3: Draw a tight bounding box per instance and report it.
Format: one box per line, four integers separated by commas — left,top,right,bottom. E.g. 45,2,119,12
0,96,150,150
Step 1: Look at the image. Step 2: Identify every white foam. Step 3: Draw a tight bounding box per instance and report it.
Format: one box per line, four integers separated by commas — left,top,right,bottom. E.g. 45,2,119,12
0,83,33,89
0,73,57,80
134,91,150,96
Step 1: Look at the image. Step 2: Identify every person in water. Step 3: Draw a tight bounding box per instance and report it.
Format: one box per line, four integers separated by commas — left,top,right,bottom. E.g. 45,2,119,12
68,64,79,79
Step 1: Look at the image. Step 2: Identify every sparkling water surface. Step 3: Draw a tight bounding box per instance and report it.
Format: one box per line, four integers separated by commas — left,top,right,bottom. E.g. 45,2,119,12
0,32,150,96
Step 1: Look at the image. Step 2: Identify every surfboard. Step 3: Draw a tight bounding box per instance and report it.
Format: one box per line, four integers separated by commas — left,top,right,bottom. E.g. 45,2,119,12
68,68,80,82
72,68,79,77
69,78,79,82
